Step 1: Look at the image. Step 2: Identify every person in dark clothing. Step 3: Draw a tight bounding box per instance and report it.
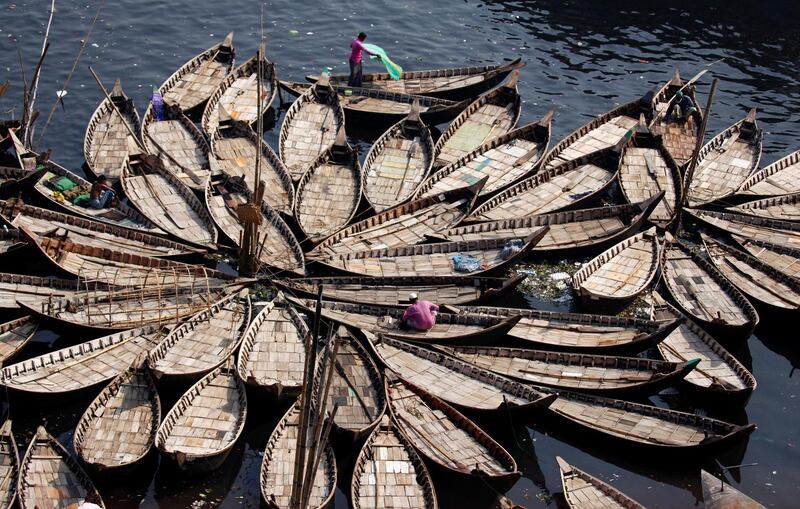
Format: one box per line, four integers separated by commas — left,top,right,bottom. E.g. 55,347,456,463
89,175,115,209
665,90,697,121
348,32,380,87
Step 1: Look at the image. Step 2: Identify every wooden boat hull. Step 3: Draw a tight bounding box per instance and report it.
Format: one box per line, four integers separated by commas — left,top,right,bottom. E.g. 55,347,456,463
435,193,662,257
736,149,800,199
279,80,468,126
386,375,520,491
728,192,800,222
438,344,697,397
661,234,759,341
307,58,525,101
273,274,527,308
0,420,18,509
449,304,682,354
732,235,800,281
557,456,645,509
685,208,800,252
701,469,765,509
0,316,37,366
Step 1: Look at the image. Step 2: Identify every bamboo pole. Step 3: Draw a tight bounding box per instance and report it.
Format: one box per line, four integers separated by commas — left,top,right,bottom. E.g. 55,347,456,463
683,79,718,207
23,0,55,148
289,285,323,509
301,403,339,509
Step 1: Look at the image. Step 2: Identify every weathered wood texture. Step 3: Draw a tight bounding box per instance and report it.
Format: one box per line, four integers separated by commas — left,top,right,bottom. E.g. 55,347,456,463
651,292,756,402
433,75,522,168
19,426,105,509
279,78,345,180
649,69,703,167
417,112,552,200
0,316,37,365
0,420,17,508
259,403,337,509
557,456,645,509
732,235,800,280
352,416,438,509
730,193,800,222
688,109,762,207
737,149,800,198
149,291,251,380
0,272,108,310
84,79,142,181
686,208,800,252
73,360,161,469
701,469,765,509
1,326,161,394
156,358,247,472
362,107,435,212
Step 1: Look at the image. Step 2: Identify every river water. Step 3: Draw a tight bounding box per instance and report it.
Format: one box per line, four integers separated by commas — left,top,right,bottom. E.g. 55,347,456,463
0,0,799,507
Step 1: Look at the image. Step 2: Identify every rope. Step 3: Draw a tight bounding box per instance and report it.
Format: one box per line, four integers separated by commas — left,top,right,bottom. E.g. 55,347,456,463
37,0,107,146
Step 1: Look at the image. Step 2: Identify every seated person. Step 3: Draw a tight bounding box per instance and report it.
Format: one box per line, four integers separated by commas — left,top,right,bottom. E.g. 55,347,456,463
665,90,697,121
401,293,439,331
89,175,115,209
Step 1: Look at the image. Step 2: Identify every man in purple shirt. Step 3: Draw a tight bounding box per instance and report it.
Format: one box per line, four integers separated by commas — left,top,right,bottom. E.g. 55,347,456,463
349,32,379,87
401,293,439,331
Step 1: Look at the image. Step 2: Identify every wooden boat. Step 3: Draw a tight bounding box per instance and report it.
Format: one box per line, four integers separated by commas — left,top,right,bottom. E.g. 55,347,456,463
0,420,18,508
307,58,525,101
447,304,681,354
73,358,160,470
415,111,553,200
466,144,622,222
352,415,438,509
149,290,251,381
279,75,345,180
278,80,468,126
687,109,762,207
259,403,337,509
319,329,386,440
439,345,697,397
0,226,23,254
0,129,36,171
368,334,556,412
0,316,38,365
617,119,683,228
1,326,161,394
236,296,309,398
571,227,661,311
19,426,105,509
729,192,800,222
83,79,142,181
209,114,294,214
315,229,546,278
0,198,202,257
201,44,277,135
141,102,213,191
156,358,247,472
702,234,800,313
293,130,363,243
732,235,800,280
21,228,236,287
0,165,42,196
273,274,526,307
701,469,765,509
386,375,519,488
540,95,650,171
649,69,703,167
433,73,522,168
286,296,521,345
122,153,218,248
154,32,235,113
33,160,162,233
686,208,800,252
434,194,662,256
308,178,485,259
362,101,435,212
651,292,756,403
545,388,754,451
205,175,305,276
0,272,108,310
556,456,645,509
737,149,800,198
661,233,759,339
18,282,232,332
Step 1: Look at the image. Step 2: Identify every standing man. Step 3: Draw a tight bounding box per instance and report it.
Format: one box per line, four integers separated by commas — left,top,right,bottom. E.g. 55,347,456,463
349,32,379,87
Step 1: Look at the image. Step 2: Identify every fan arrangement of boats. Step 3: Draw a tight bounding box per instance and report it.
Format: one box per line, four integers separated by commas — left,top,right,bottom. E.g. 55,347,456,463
0,34,782,509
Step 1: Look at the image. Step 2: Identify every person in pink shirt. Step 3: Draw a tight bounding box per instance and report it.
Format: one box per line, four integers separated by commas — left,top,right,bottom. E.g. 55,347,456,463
401,293,439,331
349,32,379,87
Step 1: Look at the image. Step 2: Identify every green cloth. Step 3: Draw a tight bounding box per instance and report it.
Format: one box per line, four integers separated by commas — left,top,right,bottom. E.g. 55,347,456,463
73,193,91,206
363,43,403,80
53,176,77,192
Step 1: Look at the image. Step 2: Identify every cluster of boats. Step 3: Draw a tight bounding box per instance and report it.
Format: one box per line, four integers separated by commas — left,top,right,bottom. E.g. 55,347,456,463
0,30,792,508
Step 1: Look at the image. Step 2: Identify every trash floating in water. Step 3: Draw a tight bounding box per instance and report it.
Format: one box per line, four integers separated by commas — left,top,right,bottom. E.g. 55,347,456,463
289,29,299,35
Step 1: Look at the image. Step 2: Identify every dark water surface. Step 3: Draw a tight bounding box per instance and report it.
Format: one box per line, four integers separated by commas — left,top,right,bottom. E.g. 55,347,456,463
1,0,799,507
